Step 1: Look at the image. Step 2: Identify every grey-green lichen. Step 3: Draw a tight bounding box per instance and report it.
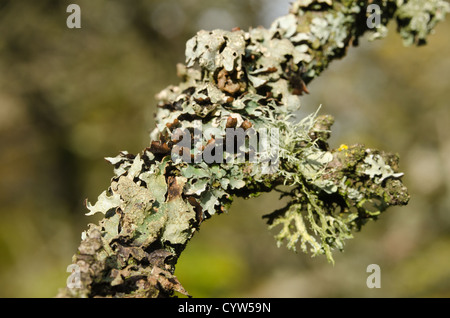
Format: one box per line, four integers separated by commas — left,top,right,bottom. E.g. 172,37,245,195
58,0,447,297
396,0,450,45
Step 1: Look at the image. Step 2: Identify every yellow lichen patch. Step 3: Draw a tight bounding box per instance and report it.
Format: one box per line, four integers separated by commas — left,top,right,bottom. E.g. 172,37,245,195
338,144,348,151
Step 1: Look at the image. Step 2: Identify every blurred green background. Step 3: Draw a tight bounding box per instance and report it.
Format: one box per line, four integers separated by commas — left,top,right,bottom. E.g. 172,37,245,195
0,0,449,298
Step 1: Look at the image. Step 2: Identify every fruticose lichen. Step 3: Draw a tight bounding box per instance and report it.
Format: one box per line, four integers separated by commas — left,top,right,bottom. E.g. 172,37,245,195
58,0,448,297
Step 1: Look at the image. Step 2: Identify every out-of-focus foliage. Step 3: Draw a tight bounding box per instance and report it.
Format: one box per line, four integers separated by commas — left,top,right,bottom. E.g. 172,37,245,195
0,0,449,297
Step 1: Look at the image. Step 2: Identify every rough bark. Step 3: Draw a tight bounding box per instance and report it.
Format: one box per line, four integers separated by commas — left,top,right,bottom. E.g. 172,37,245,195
57,0,449,298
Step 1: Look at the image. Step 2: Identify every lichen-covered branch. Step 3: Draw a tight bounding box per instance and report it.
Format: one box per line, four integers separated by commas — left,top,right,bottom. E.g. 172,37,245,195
57,0,449,298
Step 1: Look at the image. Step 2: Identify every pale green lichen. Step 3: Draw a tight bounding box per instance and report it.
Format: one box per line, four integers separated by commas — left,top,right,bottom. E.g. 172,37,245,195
186,29,246,73
85,190,121,216
396,0,450,45
362,153,404,184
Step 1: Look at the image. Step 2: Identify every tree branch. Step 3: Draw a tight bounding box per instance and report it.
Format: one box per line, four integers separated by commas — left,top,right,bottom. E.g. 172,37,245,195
57,0,449,298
